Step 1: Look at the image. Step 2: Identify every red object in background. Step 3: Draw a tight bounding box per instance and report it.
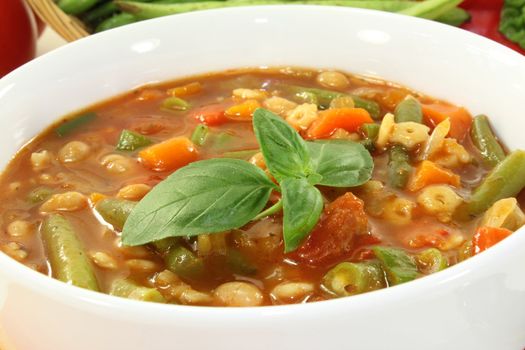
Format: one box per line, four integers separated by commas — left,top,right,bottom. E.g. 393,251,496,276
0,0,38,77
460,0,525,55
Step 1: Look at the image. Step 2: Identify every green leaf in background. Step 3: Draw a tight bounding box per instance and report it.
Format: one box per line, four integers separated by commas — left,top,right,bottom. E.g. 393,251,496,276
281,178,324,253
122,158,277,246
500,0,525,50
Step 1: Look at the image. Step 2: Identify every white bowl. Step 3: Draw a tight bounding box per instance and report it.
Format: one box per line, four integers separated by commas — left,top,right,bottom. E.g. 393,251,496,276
1,6,525,350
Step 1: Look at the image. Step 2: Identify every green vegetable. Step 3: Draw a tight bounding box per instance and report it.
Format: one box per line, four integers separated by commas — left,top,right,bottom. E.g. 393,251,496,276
96,13,138,32
116,129,152,151
122,108,373,252
437,6,470,26
27,186,54,204
500,0,525,50
373,246,418,285
161,96,190,111
394,96,423,123
82,2,119,26
321,262,386,296
470,115,506,168
109,278,165,302
399,0,462,19
387,145,412,189
58,0,101,15
227,249,257,275
190,124,209,146
360,123,380,152
95,198,136,231
306,140,373,187
165,245,206,280
122,158,277,246
210,132,239,152
416,248,448,274
41,214,99,291
294,91,319,105
466,150,525,216
281,178,324,252
222,149,259,160
55,112,96,137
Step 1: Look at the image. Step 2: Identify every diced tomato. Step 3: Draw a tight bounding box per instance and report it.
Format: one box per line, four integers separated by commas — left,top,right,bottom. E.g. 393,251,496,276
472,226,512,255
190,104,229,126
288,192,368,267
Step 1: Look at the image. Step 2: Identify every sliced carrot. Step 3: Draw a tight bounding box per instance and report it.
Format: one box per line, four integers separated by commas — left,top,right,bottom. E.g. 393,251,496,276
190,104,229,126
306,108,373,139
167,82,202,97
139,137,198,172
421,102,472,141
472,226,512,255
225,99,260,121
408,160,460,192
89,192,107,205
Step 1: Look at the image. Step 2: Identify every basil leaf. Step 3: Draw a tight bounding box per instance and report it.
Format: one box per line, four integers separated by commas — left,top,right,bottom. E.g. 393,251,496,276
122,159,277,246
307,140,373,187
253,108,312,181
281,178,323,253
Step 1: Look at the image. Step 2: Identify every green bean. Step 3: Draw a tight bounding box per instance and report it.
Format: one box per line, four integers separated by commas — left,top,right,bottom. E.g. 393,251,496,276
222,149,259,160
466,151,525,216
227,249,257,275
109,278,165,302
41,214,99,291
95,198,136,231
436,6,470,26
116,129,152,151
190,124,209,146
373,246,418,285
321,261,386,297
399,0,462,20
394,96,423,123
165,245,206,280
161,96,190,111
352,95,381,120
55,112,96,137
27,186,54,204
151,237,180,254
360,123,379,152
294,91,319,105
470,115,506,168
96,13,139,32
82,2,119,26
387,145,412,189
58,0,102,15
416,248,447,274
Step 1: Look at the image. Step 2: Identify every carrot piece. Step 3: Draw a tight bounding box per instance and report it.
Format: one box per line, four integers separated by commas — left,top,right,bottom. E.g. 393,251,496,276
89,192,107,205
167,82,202,97
306,108,373,139
139,137,198,172
190,104,229,126
472,226,512,255
225,99,260,121
421,103,472,141
408,160,460,192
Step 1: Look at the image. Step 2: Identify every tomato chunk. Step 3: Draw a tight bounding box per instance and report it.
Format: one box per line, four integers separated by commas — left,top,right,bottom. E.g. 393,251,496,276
472,226,512,255
289,192,368,267
190,104,229,126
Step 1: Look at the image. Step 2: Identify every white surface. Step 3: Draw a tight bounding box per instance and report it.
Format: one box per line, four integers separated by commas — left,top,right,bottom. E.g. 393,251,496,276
36,28,66,56
1,6,525,350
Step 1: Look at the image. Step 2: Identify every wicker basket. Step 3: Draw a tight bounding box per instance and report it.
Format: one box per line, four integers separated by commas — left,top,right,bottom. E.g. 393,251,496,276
27,0,90,42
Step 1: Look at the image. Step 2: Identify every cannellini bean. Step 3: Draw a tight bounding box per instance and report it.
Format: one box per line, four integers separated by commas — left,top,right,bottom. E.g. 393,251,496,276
89,251,118,269
125,259,159,273
7,220,34,237
390,122,430,150
375,113,395,150
2,242,28,261
481,198,525,231
430,139,471,169
31,150,53,171
262,96,297,116
233,88,268,100
213,281,264,307
40,191,87,212
270,282,314,304
382,197,416,226
117,184,151,200
155,270,212,305
417,185,463,223
100,154,133,174
179,289,213,305
58,141,91,163
316,71,350,89
286,103,318,131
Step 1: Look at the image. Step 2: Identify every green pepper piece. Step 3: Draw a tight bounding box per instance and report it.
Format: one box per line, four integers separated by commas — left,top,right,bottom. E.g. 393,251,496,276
226,249,257,275
394,96,423,123
109,278,165,303
95,198,136,231
55,112,96,137
416,248,448,274
165,245,206,280
387,145,412,189
321,261,386,297
373,246,418,285
162,96,190,111
116,129,152,151
190,124,209,146
470,115,506,168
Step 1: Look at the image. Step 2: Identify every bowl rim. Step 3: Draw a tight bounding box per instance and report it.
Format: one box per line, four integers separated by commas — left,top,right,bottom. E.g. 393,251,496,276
1,4,525,318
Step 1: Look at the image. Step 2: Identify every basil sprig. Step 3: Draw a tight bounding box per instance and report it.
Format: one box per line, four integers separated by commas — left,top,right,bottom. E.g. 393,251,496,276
122,108,373,252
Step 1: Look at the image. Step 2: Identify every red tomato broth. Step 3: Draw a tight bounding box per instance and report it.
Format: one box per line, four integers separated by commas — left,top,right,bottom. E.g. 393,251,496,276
0,67,522,306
